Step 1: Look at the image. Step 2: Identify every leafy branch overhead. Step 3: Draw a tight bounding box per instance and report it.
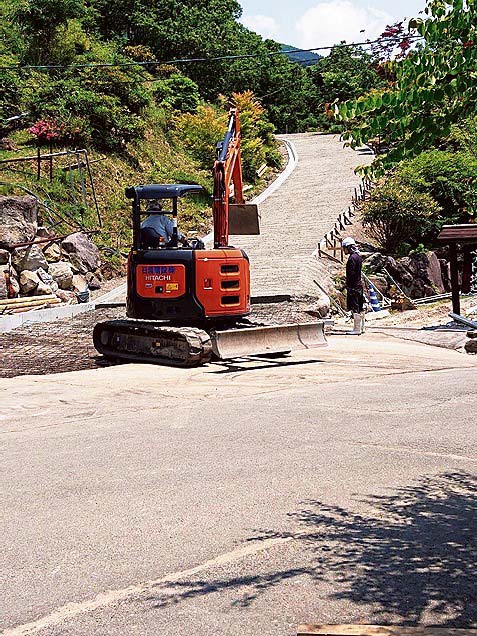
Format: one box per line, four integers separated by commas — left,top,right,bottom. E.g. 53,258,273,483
336,0,477,175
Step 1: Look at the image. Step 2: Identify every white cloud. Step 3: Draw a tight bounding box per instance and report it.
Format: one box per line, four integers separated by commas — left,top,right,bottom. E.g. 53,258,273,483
241,14,282,40
295,0,394,51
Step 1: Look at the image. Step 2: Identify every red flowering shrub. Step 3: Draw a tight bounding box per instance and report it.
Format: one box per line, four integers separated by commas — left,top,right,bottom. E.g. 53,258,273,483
28,119,63,143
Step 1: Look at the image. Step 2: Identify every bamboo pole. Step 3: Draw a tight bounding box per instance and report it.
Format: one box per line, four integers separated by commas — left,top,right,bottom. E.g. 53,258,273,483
0,301,61,312
0,294,58,306
6,301,61,314
0,299,61,312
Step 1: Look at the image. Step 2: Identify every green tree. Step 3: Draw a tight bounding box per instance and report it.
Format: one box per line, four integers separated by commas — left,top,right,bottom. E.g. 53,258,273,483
86,0,318,131
0,1,24,121
88,0,244,96
308,44,386,131
337,0,477,175
11,0,86,63
153,74,200,113
360,149,477,252
396,150,477,223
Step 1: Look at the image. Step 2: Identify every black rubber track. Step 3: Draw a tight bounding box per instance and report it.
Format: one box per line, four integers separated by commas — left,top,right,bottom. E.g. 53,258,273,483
93,320,213,368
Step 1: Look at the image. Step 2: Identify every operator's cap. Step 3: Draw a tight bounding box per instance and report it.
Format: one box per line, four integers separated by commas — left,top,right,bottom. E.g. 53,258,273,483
342,237,357,247
147,199,163,211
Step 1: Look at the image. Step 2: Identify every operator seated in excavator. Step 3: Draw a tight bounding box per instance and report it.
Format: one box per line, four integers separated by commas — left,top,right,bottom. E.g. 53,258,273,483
140,199,190,249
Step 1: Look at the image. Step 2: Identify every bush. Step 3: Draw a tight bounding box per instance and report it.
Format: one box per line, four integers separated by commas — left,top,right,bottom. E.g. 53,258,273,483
153,74,200,114
227,91,282,181
47,19,92,65
361,180,441,253
23,66,149,150
448,116,477,158
396,150,477,223
174,104,228,169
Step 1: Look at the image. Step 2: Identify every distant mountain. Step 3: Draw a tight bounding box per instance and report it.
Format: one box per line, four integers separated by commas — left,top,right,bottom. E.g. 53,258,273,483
281,44,322,67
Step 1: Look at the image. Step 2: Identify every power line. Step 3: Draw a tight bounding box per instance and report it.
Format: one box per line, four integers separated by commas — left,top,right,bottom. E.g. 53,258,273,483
0,35,423,72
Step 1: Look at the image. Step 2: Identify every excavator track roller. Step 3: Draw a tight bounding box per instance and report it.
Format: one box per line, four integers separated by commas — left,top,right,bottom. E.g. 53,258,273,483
93,320,213,367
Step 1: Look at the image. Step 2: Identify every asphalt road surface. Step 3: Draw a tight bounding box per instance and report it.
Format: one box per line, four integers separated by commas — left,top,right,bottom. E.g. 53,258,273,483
2,334,477,635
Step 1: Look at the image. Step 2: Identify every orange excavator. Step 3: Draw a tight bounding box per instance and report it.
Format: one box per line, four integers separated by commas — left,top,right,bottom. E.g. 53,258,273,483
93,107,326,367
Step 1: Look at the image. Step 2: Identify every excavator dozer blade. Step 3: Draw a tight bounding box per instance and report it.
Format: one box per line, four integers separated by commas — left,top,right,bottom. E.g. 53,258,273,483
211,321,326,360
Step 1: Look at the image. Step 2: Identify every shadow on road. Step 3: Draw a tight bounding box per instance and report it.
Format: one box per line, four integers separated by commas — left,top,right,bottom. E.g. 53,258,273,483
145,472,477,625
210,357,326,374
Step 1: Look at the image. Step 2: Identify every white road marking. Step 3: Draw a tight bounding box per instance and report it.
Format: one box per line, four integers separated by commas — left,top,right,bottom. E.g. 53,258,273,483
3,537,292,636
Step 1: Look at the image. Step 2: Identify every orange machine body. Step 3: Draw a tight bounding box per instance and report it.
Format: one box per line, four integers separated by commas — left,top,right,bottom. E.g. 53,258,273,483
128,248,250,322
194,249,250,317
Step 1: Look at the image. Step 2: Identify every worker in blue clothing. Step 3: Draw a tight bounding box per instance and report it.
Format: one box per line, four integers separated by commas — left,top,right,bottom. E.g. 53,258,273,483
342,236,365,334
140,200,189,248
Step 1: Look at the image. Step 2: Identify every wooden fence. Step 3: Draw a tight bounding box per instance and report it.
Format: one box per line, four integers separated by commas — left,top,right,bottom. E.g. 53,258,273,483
314,177,374,263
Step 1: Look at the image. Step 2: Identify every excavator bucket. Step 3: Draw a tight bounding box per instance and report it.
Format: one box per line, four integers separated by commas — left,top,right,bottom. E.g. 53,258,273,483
228,203,260,235
211,321,326,360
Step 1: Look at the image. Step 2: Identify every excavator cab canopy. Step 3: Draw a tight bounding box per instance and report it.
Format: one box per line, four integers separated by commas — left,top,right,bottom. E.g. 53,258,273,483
128,184,203,250
126,184,203,201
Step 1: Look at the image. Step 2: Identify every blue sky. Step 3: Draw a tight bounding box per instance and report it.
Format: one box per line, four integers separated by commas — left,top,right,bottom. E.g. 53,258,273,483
239,0,425,49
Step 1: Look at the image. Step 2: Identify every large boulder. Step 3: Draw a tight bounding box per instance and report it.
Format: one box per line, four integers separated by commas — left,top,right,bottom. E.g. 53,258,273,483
19,270,40,294
44,243,61,262
0,248,10,265
400,252,446,297
49,261,74,290
85,271,101,290
0,195,38,247
12,244,48,273
363,251,446,298
37,267,58,293
427,251,446,291
61,232,101,273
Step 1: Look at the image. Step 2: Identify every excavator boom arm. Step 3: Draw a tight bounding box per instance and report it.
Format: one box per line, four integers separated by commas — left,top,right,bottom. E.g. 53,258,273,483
213,108,245,248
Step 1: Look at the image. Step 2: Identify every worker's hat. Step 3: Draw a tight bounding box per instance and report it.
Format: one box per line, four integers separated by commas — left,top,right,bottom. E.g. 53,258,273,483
342,237,356,247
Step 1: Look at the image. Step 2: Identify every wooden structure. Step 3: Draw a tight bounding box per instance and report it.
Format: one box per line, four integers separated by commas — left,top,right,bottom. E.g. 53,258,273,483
437,224,477,315
298,625,477,636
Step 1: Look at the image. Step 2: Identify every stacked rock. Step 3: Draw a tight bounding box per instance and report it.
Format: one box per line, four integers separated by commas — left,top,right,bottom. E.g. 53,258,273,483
363,251,448,299
0,195,103,303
